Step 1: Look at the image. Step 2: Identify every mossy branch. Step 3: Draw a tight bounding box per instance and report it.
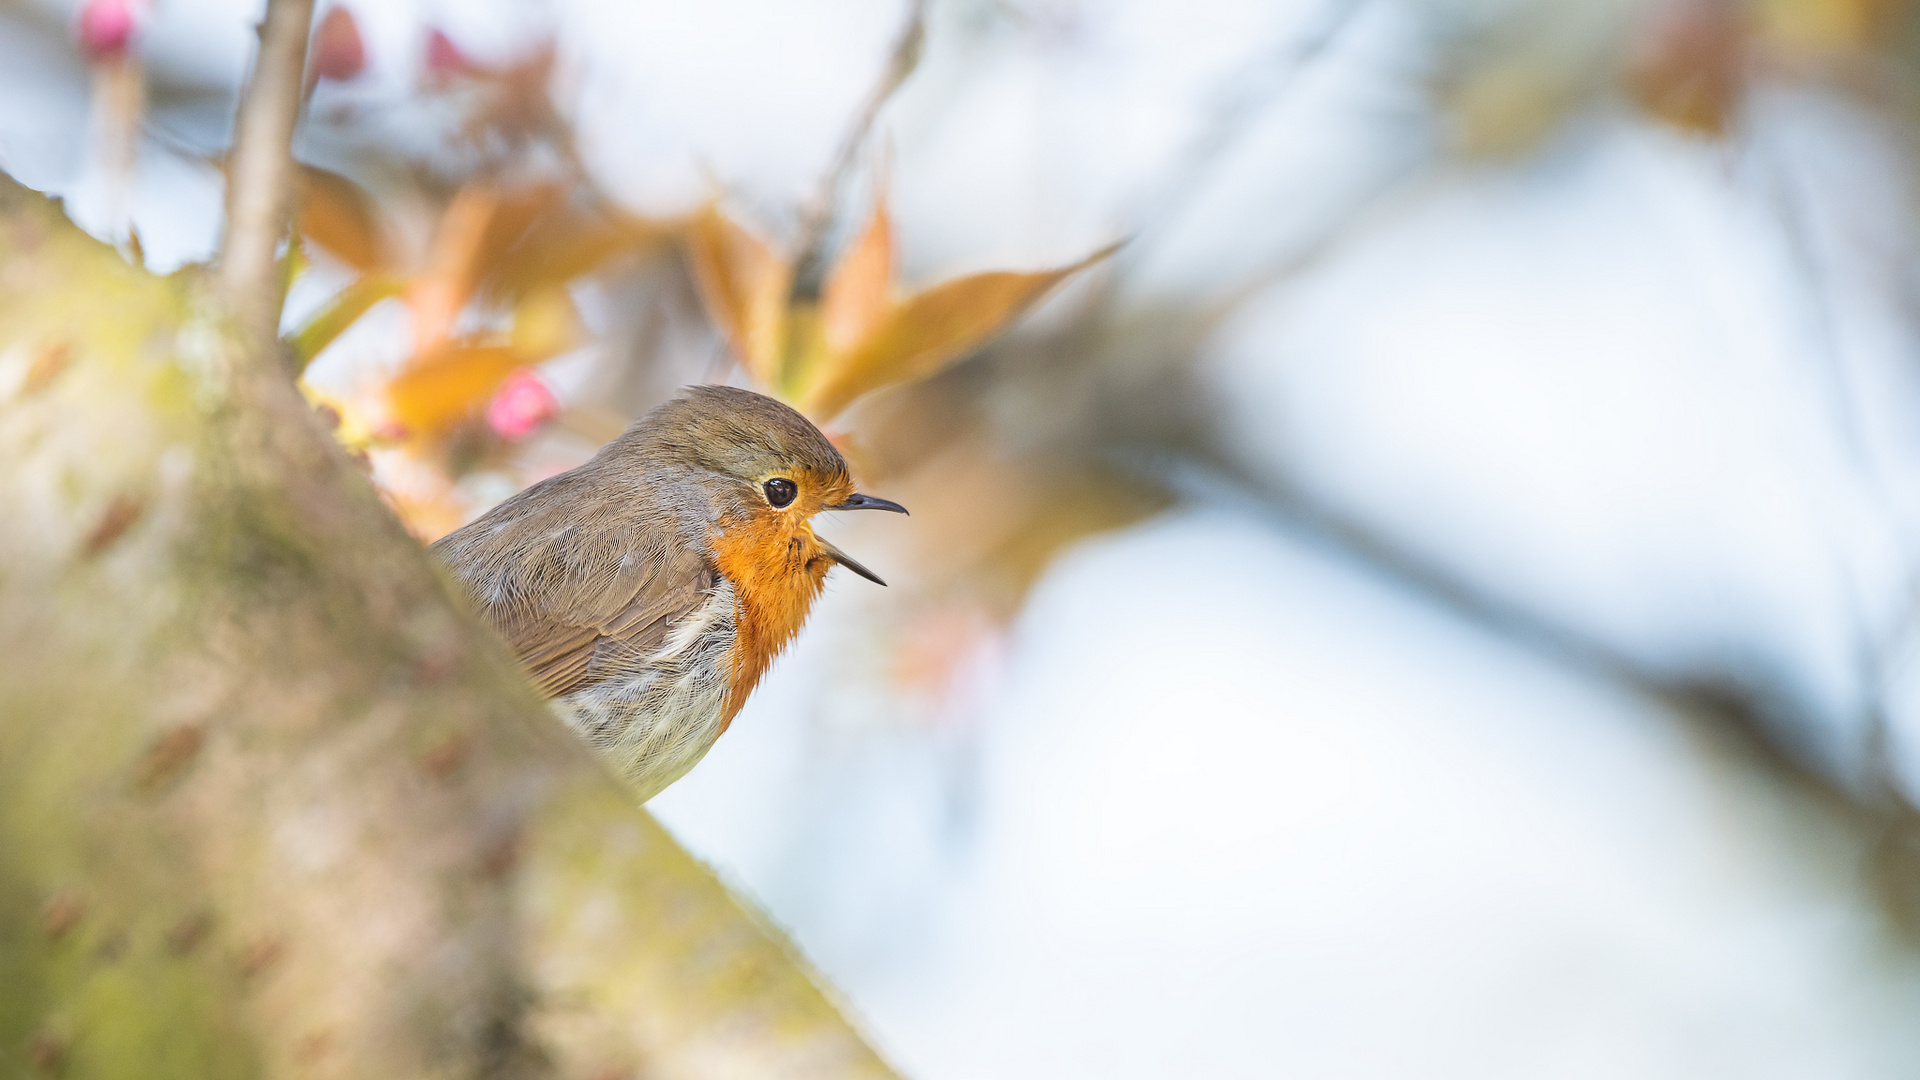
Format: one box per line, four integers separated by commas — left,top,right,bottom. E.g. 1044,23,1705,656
0,174,897,1079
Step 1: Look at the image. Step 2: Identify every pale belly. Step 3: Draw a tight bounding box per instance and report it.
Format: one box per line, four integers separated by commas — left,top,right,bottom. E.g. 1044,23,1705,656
553,584,737,803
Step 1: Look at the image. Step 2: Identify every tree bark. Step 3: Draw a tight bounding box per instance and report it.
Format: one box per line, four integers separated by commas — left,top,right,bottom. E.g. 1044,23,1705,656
0,175,897,1080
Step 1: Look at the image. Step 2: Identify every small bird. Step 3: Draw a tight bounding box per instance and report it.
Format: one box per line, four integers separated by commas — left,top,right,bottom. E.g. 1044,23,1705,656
433,385,907,801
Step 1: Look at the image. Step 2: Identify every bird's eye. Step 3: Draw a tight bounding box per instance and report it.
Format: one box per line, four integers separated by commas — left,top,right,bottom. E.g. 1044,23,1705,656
763,478,798,508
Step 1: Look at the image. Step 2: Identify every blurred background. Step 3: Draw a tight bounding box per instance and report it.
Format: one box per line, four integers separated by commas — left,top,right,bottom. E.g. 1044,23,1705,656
10,0,1920,1074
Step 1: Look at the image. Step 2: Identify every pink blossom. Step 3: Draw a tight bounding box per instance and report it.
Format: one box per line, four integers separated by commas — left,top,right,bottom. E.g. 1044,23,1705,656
311,7,367,84
424,28,474,81
76,0,141,61
486,370,557,440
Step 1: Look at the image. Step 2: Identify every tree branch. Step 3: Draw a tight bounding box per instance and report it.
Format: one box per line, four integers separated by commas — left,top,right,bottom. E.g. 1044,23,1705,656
217,0,315,357
0,172,901,1079
1066,0,1370,320
788,0,927,303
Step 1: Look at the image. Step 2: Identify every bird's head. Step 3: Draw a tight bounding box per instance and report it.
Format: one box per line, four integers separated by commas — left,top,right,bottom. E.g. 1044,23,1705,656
620,385,907,586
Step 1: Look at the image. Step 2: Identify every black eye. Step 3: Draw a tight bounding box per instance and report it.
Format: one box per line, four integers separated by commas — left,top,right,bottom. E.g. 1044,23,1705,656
763,478,797,508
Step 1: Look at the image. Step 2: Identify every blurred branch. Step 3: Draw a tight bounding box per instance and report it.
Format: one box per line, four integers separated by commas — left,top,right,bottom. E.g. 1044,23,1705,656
789,0,927,303
1189,453,1920,930
1104,0,1372,283
1748,133,1871,470
217,0,314,358
1746,127,1920,865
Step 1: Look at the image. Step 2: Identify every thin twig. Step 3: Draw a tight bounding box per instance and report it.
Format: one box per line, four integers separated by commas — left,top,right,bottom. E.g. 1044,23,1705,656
218,0,315,360
788,0,928,302
1167,455,1877,817
1096,0,1371,302
1748,115,1920,822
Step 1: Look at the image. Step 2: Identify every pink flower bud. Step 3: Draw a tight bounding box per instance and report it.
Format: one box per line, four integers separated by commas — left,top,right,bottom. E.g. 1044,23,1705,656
371,421,411,444
424,28,473,80
76,0,141,62
486,370,558,441
311,7,366,83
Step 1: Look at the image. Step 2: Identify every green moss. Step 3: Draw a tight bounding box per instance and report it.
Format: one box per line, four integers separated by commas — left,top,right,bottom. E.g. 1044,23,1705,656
34,921,256,1080
0,680,260,1080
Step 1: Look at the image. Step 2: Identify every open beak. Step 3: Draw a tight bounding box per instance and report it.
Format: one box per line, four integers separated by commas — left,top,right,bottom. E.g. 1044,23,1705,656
816,492,905,586
817,536,888,587
825,492,909,515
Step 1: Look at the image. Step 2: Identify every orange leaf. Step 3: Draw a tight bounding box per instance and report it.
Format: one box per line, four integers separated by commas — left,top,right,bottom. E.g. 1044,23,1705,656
1626,0,1747,135
681,204,790,387
296,166,392,273
386,343,524,434
480,204,663,305
821,192,893,356
798,242,1119,420
407,185,501,355
471,184,566,291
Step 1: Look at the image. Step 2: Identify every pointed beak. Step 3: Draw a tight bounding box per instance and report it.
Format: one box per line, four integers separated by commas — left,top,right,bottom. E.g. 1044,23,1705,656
816,536,888,586
816,492,903,586
824,492,909,515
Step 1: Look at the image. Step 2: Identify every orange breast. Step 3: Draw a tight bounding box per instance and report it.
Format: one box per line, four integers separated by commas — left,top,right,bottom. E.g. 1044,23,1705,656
709,512,834,733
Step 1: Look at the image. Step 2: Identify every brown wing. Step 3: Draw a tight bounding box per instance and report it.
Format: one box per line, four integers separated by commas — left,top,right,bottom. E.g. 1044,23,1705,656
431,473,718,699
496,541,715,698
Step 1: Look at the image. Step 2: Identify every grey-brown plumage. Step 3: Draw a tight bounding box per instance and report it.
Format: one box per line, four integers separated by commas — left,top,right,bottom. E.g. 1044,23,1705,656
432,385,906,800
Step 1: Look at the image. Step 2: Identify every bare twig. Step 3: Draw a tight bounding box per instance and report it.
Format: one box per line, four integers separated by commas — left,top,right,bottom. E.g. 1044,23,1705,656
1748,121,1920,832
788,0,927,302
1100,0,1371,295
1171,455,1877,813
217,0,315,358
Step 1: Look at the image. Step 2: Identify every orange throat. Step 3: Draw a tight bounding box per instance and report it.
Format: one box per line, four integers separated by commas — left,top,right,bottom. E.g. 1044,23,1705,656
709,513,834,732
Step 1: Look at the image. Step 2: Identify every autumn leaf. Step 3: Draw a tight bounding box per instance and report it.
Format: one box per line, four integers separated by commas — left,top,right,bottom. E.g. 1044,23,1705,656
821,194,894,356
797,242,1120,420
471,185,563,288
406,185,501,354
1627,0,1748,135
682,195,1116,420
296,166,393,273
385,290,581,435
682,204,790,387
386,343,526,435
478,197,663,307
291,175,660,462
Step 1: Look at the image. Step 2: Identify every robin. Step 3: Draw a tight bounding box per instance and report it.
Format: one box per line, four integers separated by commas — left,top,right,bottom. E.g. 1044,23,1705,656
432,385,907,802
